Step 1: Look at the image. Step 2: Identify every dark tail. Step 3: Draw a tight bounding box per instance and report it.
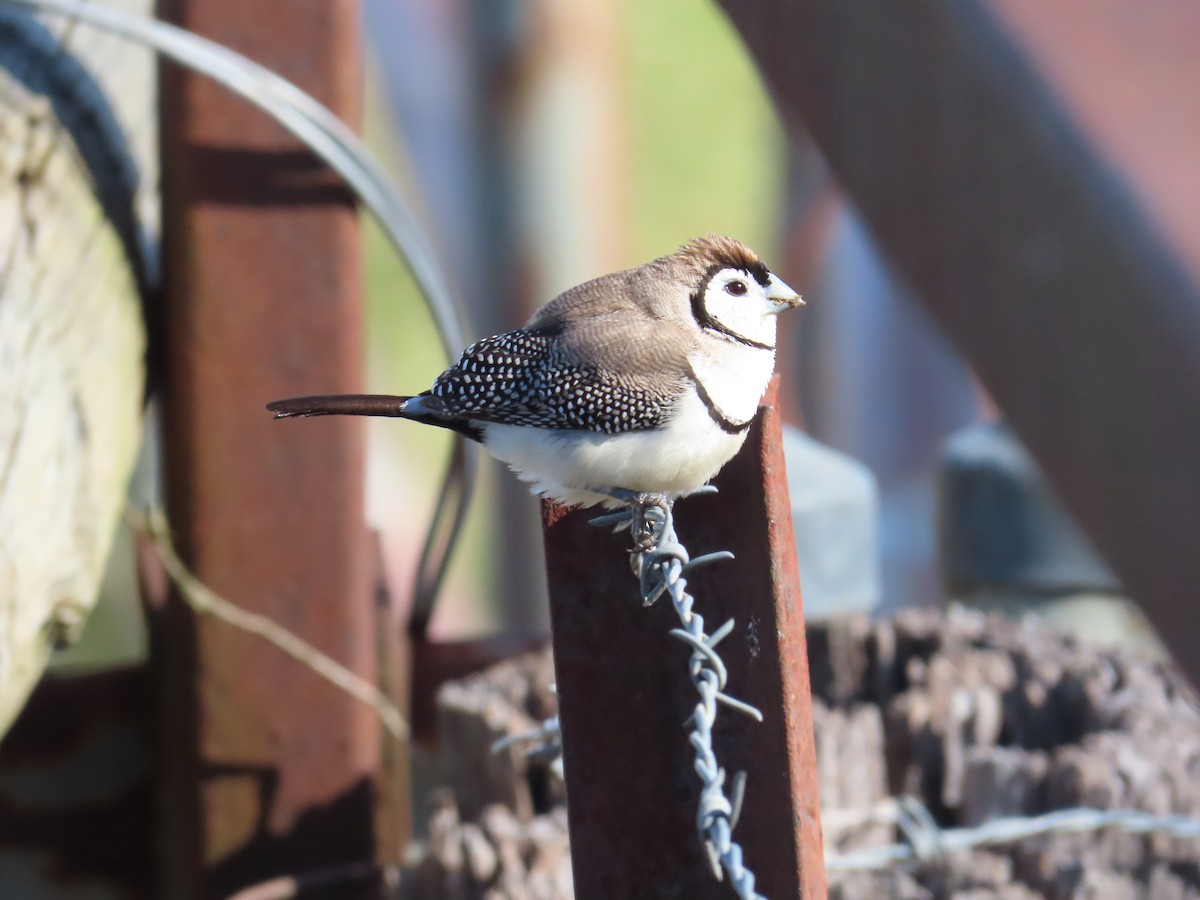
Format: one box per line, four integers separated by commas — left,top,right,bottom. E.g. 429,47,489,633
267,394,412,418
267,393,484,442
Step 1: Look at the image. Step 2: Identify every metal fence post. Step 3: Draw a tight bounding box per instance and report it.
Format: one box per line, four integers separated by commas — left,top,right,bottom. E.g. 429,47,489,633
542,377,827,899
156,1,400,895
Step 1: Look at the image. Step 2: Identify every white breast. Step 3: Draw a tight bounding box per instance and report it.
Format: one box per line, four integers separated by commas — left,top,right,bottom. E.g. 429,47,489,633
481,386,755,508
688,342,776,426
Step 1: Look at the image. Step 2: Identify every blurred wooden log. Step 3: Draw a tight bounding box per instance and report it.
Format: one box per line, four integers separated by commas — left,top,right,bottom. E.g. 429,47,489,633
0,7,148,738
435,647,559,823
418,610,1200,899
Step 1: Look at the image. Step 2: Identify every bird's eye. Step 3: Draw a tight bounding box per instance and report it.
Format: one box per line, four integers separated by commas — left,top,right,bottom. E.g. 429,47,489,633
724,280,748,297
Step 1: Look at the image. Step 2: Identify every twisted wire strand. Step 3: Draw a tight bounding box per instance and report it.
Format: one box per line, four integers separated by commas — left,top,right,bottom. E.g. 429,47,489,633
825,797,1200,872
623,501,767,900
500,501,765,897
491,713,564,778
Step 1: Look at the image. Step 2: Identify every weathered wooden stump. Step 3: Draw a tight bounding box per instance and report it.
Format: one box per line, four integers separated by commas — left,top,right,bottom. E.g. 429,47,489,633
0,4,149,739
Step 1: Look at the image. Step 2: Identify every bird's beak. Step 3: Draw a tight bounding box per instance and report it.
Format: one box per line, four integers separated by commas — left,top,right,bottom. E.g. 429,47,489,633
765,274,804,313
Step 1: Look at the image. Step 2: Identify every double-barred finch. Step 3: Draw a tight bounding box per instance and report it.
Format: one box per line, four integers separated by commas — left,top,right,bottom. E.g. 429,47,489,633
268,235,803,508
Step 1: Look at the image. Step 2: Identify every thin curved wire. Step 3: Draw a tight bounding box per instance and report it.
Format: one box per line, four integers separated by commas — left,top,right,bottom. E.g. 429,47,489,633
5,0,474,628
825,799,1200,872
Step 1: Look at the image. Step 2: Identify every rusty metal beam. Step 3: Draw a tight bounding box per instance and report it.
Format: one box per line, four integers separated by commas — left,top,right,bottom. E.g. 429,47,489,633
156,1,395,895
719,0,1200,682
543,379,826,898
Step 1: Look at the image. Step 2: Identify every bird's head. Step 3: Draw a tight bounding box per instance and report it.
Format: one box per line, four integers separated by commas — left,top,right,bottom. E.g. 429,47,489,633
666,234,803,351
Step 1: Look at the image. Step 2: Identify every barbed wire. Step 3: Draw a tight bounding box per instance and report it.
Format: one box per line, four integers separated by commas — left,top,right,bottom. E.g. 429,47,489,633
824,795,1200,873
587,494,766,900
491,687,564,778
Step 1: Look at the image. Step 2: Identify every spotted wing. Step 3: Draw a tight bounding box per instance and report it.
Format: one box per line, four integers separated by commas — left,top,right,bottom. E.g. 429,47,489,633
427,329,678,433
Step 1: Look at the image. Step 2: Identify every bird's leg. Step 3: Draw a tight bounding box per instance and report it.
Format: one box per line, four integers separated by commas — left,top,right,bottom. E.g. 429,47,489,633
585,487,672,549
593,488,674,551
595,487,665,507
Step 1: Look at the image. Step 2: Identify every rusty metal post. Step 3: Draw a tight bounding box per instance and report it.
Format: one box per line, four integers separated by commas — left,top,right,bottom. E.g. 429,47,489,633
542,379,826,899
156,2,397,896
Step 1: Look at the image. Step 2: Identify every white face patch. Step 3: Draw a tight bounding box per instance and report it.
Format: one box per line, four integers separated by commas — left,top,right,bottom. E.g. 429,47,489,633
698,267,780,349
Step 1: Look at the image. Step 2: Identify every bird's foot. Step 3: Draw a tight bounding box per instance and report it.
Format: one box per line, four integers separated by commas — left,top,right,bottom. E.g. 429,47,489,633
586,489,673,549
591,489,673,551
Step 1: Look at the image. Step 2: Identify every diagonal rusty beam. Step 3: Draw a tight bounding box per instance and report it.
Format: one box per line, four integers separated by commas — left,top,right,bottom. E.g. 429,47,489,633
543,378,825,899
719,0,1200,681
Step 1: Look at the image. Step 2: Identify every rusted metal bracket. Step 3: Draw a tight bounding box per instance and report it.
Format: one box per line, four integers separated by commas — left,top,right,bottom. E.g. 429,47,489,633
542,378,826,899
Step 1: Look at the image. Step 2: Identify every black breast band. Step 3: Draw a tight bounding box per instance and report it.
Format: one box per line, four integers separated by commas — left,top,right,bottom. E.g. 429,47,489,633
691,375,753,435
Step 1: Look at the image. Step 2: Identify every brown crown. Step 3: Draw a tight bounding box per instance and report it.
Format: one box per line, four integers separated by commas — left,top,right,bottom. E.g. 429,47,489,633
670,234,771,286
